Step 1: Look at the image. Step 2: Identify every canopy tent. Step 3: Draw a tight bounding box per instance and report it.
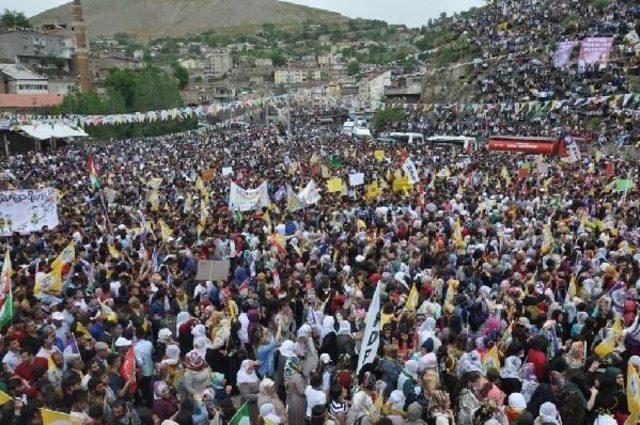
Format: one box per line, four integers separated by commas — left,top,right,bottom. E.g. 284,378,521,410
18,124,88,140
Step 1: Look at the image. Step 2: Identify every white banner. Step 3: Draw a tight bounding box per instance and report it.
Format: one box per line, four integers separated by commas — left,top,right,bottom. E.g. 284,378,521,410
357,281,382,374
348,173,365,187
0,188,59,236
229,182,270,212
298,180,321,205
403,158,420,184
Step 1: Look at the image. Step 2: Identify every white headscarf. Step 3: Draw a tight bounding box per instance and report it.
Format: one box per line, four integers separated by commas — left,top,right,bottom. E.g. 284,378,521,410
538,402,561,425
162,344,180,366
175,311,191,334
321,316,336,342
236,360,259,384
279,340,297,358
508,393,526,410
501,356,522,379
260,403,281,424
458,350,486,377
388,390,406,411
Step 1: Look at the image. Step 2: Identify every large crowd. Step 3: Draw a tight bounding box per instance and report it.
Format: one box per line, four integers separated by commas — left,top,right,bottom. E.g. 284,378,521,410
0,114,638,425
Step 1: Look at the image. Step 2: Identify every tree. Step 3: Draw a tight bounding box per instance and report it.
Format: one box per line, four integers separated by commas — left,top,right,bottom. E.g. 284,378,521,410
0,9,31,29
347,61,361,76
373,107,406,130
171,62,189,90
269,51,287,67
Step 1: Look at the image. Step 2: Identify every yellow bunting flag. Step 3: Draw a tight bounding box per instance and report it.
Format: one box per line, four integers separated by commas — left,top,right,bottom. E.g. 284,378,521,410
500,166,511,185
627,362,640,414
374,150,385,162
108,244,121,259
34,263,63,297
159,220,173,243
365,181,380,200
0,390,11,405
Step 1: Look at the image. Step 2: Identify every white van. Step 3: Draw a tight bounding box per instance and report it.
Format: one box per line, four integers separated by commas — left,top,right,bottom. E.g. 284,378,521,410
342,120,356,135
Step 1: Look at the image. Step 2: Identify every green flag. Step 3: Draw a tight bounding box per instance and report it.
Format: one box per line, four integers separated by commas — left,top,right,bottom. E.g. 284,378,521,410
229,402,251,425
614,178,633,193
550,196,561,207
328,155,342,169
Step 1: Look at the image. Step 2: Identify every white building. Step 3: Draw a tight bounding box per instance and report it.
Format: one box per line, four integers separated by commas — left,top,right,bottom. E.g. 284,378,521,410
205,48,232,79
0,63,48,94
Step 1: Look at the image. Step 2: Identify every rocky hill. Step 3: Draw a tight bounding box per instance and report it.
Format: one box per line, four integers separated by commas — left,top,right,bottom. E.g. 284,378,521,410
31,0,348,40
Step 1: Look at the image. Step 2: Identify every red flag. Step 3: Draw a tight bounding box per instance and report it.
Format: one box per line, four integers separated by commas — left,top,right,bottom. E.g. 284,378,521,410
518,168,530,181
120,346,137,393
606,161,614,178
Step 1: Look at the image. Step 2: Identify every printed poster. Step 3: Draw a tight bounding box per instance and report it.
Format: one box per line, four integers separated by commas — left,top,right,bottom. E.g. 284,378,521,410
0,188,59,236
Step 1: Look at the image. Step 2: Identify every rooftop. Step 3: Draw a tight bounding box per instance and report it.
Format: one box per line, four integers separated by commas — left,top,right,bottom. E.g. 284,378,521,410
0,64,47,81
0,94,63,109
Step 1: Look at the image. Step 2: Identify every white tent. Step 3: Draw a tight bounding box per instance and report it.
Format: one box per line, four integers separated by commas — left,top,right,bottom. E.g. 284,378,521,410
18,124,88,140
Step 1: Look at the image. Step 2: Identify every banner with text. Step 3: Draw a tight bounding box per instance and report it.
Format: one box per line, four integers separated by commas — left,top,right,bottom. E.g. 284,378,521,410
553,40,579,68
356,281,382,374
579,37,614,66
229,182,270,211
0,188,59,236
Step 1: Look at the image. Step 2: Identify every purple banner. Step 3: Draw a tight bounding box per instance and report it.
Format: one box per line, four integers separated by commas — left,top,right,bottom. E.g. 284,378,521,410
553,41,578,68
579,37,614,65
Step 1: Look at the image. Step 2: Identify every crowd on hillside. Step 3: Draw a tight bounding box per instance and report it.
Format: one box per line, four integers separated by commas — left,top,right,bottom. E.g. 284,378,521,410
0,116,638,425
445,0,640,103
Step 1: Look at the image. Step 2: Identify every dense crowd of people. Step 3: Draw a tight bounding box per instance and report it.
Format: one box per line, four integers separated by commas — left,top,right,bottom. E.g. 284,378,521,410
0,114,638,425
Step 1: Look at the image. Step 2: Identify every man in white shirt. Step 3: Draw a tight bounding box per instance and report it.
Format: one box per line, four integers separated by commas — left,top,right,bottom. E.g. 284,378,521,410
304,374,327,419
2,336,21,373
134,332,155,407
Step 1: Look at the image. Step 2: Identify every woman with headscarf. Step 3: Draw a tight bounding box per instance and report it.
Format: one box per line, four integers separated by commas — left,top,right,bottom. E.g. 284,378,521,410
518,363,539,404
570,312,589,339
256,328,279,379
347,389,377,425
297,324,319,379
417,316,442,351
336,319,356,358
182,350,213,402
505,393,528,425
383,390,407,425
500,356,523,397
158,343,183,387
397,360,420,402
275,340,297,401
320,315,338,363
284,356,307,425
152,381,179,421
259,378,287,424
237,360,260,425
260,403,283,425
207,316,231,375
456,371,483,425
533,402,561,425
458,351,486,377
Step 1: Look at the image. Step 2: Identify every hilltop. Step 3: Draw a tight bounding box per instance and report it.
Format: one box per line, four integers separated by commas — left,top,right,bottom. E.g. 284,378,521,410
30,0,348,40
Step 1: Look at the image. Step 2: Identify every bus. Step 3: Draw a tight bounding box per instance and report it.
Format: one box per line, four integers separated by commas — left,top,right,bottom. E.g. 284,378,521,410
487,136,561,155
426,136,478,152
389,132,425,144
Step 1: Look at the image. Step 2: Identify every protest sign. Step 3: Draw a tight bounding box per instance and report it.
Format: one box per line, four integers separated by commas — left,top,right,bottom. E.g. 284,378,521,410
553,40,578,68
229,182,270,211
0,188,59,236
579,37,614,65
348,173,365,187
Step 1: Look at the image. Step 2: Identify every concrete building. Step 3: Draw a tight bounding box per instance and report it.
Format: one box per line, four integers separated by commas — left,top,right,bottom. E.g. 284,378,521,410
48,77,78,95
204,48,232,79
359,69,392,108
274,67,323,85
384,73,424,103
0,64,48,94
0,29,74,72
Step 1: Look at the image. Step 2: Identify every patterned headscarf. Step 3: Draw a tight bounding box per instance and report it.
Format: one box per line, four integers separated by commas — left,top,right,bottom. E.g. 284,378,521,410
284,356,301,380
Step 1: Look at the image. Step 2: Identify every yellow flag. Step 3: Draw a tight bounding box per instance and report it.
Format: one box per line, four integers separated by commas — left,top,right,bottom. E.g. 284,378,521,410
263,210,273,232
374,150,385,162
365,181,379,200
76,321,91,338
321,165,330,179
310,154,319,166
595,150,604,163
99,300,117,322
542,177,553,192
357,219,367,230
41,408,83,425
51,240,75,269
327,178,345,193
199,203,208,227
392,176,412,194
482,345,501,370
541,224,553,254
453,218,464,248
288,161,298,176
0,390,11,405
147,177,162,190
108,244,121,259
159,219,173,242
149,190,160,211
566,274,577,299
406,283,419,311
500,166,511,185
194,176,205,191
625,412,639,425
34,264,62,296
197,224,204,238
627,362,640,414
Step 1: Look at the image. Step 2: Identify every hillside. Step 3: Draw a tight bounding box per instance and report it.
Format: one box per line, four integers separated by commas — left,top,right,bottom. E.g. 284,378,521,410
30,0,348,40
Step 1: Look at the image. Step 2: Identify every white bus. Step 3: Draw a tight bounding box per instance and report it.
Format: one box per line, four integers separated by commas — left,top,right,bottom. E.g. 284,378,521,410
389,132,425,144
426,136,478,151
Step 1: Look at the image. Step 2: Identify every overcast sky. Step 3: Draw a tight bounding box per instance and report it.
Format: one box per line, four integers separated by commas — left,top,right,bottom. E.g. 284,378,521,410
1,0,484,27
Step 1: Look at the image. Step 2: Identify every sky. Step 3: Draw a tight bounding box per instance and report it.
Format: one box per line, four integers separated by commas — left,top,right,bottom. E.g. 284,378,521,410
1,0,484,28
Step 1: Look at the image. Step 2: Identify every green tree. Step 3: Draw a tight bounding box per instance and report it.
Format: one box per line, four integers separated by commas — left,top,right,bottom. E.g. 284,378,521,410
171,62,189,90
347,61,361,76
373,107,406,130
0,9,31,28
269,51,287,67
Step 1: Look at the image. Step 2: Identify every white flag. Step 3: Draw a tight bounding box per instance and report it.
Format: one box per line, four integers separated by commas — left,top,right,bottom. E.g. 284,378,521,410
357,282,382,374
298,180,321,205
402,158,420,184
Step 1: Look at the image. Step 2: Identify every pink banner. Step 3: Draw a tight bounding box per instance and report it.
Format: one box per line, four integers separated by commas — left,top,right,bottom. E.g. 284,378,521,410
579,37,614,65
553,41,578,68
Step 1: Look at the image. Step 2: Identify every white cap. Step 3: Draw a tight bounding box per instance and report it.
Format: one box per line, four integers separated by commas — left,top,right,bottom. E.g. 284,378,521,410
115,337,132,347
320,353,331,364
